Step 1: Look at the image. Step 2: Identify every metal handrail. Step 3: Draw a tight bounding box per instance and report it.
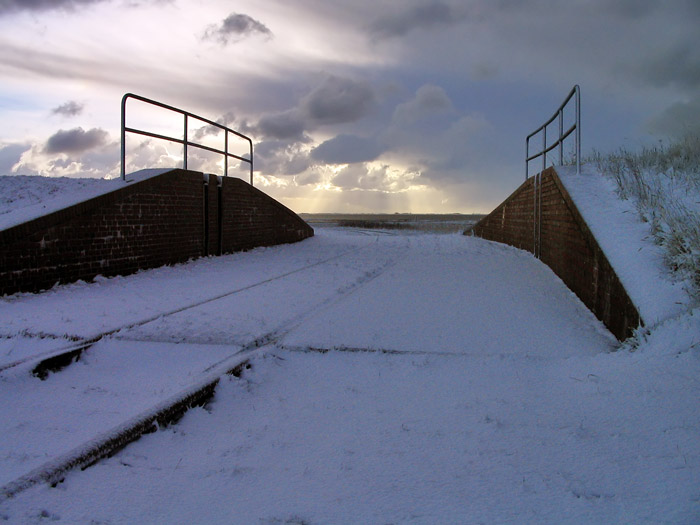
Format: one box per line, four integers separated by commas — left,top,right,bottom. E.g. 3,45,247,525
120,93,253,185
525,85,580,179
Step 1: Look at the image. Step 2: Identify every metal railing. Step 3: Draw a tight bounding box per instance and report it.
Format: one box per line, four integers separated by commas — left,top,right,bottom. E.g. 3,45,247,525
121,93,253,184
526,84,580,179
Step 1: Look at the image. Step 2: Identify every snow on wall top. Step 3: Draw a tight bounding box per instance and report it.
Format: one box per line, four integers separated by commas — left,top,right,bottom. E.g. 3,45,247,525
0,169,172,232
556,165,691,326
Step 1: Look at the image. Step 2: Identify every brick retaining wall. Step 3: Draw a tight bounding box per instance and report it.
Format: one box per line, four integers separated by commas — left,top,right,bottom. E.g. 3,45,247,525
469,166,640,340
0,169,313,296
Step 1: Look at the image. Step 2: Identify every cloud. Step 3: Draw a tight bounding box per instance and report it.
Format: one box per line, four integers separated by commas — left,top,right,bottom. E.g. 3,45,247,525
300,75,375,126
331,164,379,190
192,111,237,140
0,0,108,15
369,2,467,39
294,171,321,186
12,138,120,178
203,13,273,45
311,134,383,165
256,110,308,141
392,84,453,124
121,138,180,175
250,75,376,141
331,163,418,192
0,143,31,174
633,43,700,90
44,127,109,154
647,97,700,139
254,139,311,176
51,100,85,117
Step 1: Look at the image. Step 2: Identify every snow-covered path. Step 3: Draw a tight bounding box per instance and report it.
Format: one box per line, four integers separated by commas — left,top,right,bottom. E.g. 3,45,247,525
1,228,698,523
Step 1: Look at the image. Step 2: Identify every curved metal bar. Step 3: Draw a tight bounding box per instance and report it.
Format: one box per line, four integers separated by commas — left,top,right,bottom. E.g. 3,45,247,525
121,93,254,184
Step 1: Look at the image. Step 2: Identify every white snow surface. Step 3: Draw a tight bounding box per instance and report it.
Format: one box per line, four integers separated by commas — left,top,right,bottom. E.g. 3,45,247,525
0,170,169,231
557,165,693,326
0,176,698,523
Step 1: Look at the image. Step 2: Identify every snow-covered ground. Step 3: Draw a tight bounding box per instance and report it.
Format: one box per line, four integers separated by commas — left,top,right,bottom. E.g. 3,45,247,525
0,175,699,523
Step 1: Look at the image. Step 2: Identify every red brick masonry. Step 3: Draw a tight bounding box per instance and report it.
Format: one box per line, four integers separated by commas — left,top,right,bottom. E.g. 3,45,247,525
468,166,640,341
0,169,314,296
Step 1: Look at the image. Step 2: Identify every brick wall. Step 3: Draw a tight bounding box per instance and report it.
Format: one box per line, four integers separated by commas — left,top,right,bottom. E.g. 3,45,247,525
469,166,640,340
0,169,313,296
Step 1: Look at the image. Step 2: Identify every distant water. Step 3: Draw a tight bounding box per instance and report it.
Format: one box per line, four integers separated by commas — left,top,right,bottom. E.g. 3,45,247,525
299,213,484,234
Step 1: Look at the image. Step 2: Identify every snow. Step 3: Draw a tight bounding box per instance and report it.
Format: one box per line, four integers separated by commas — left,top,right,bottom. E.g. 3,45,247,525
557,165,693,326
0,175,698,523
0,339,240,487
0,170,169,231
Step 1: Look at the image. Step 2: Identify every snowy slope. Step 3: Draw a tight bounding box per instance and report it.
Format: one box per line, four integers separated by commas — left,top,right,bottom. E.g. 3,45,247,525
0,170,169,231
557,165,692,326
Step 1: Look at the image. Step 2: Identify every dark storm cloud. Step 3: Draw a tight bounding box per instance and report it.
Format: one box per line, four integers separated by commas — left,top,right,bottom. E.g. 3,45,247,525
44,127,109,154
256,110,307,141
0,0,107,15
369,2,467,39
203,13,272,45
637,43,700,90
51,100,84,117
250,75,376,141
311,134,383,165
300,75,375,126
588,0,700,19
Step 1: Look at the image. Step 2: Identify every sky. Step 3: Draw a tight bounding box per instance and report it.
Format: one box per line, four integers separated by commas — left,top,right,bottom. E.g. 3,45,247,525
0,0,699,213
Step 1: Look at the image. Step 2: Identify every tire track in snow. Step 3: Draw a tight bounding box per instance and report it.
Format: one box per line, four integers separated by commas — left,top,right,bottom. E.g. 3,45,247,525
0,238,379,376
0,235,409,500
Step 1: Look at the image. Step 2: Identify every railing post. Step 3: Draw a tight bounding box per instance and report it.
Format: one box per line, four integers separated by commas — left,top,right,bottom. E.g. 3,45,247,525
224,131,228,177
558,109,564,166
120,95,127,180
575,85,581,174
249,141,254,186
542,127,547,174
183,114,188,171
525,137,529,180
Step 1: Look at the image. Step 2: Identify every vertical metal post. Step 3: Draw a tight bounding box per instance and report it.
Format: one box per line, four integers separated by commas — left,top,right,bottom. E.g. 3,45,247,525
217,176,223,255
120,95,127,180
558,109,564,165
224,131,228,177
525,137,529,180
533,173,537,254
538,172,542,258
203,175,209,256
542,127,547,173
575,85,581,174
249,144,254,186
183,114,188,171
